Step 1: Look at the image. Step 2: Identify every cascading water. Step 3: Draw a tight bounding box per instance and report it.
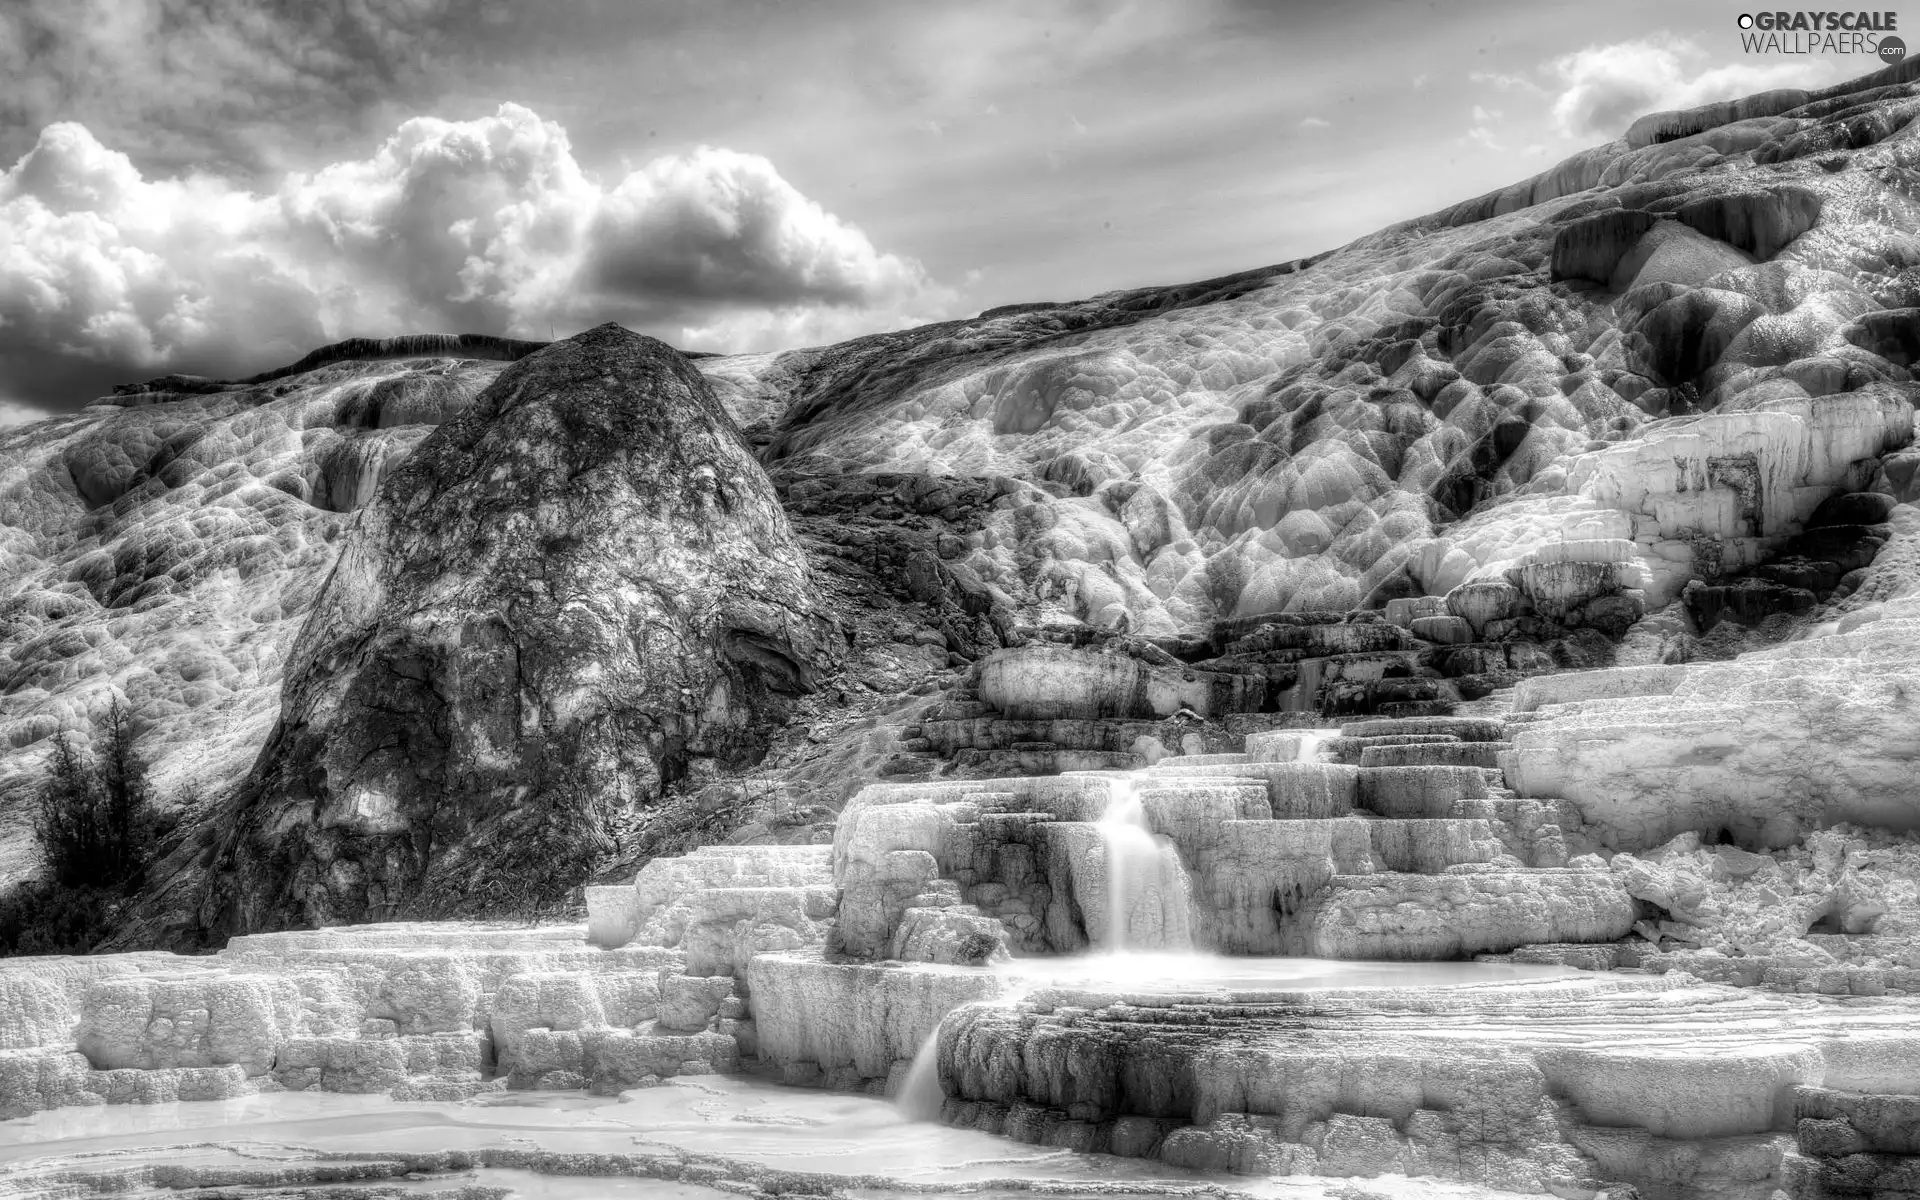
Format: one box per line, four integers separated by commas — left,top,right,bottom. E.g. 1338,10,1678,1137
895,781,1201,1122
894,985,1032,1122
895,1028,947,1121
1095,776,1195,953
1283,657,1325,712
1295,729,1332,762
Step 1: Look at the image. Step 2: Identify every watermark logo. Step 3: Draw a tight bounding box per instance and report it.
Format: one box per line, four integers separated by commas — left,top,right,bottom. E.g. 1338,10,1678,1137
1737,10,1904,58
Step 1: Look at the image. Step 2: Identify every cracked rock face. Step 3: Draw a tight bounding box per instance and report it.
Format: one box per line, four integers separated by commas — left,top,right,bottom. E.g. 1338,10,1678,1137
3,62,1920,941
736,64,1920,637
203,324,840,932
0,355,515,883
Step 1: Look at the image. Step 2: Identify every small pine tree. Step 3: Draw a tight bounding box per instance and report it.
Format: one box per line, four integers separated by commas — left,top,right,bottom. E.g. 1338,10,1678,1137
32,698,157,893
93,699,154,887
3,699,165,956
36,732,107,889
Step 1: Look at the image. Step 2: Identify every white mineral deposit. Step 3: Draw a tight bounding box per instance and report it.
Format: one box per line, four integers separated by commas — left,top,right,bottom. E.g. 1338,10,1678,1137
2,8,1919,1200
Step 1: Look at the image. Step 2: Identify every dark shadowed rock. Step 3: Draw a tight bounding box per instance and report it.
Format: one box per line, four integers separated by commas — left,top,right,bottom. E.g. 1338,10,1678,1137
1671,185,1822,261
1810,491,1899,528
1549,210,1660,285
1627,287,1766,385
1844,309,1920,367
201,323,840,932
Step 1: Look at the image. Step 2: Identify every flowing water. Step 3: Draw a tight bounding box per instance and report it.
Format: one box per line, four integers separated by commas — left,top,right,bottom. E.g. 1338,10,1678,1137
893,761,1573,1126
990,952,1579,994
1281,659,1325,712
894,1025,947,1121
1095,775,1195,952
1294,729,1333,761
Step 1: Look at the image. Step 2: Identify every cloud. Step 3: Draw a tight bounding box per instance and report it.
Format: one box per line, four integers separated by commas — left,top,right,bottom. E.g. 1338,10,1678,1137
1547,36,1842,140
0,0,457,177
1467,105,1503,150
0,104,951,409
1469,69,1545,94
584,144,937,312
1299,116,1331,129
679,303,946,356
0,398,58,428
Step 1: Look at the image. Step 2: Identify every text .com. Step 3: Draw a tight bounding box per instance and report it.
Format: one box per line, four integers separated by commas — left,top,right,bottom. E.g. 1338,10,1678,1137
1738,11,1907,58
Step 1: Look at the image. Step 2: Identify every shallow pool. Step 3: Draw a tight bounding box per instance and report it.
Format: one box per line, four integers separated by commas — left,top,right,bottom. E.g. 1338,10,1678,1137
990,953,1582,995
0,1074,1526,1199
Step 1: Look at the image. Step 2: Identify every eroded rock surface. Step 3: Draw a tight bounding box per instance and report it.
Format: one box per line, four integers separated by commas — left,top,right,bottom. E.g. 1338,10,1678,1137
202,325,840,931
1,69,1919,1200
5,64,1920,931
0,354,523,884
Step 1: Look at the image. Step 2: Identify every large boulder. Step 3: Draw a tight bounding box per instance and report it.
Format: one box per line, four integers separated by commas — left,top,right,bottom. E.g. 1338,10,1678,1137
202,324,840,932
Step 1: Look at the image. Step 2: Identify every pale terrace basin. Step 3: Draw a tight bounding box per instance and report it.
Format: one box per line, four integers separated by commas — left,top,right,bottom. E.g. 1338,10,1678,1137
0,1074,1536,1200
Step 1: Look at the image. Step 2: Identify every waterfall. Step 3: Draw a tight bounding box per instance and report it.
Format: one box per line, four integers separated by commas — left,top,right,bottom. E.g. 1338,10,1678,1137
1296,729,1333,762
1095,776,1196,953
895,985,1032,1123
895,1028,946,1121
1284,657,1326,712
898,774,1201,1123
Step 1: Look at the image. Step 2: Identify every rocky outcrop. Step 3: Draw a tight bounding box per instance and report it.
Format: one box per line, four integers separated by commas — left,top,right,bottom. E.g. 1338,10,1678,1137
0,352,538,887
716,61,1920,643
1504,588,1920,851
5,59,1920,912
201,325,840,931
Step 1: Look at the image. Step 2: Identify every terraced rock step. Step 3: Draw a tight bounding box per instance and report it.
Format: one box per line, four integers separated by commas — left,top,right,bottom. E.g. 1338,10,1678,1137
0,922,719,1121
1501,596,1920,850
1359,741,1514,769
587,843,833,953
915,967,1920,1197
810,754,1610,962
1286,868,1633,958
1323,734,1461,764
1341,717,1510,742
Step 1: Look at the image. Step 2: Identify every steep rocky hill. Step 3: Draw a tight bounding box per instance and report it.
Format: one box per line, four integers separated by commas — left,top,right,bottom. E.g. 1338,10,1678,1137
4,59,1920,944
198,325,842,934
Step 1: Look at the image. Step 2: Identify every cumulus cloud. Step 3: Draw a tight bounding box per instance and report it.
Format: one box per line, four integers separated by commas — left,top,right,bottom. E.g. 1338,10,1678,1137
584,146,932,311
0,104,952,408
1547,37,1842,140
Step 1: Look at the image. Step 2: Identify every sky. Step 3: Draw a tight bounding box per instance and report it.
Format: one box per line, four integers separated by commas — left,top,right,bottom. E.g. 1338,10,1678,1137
0,0,1882,421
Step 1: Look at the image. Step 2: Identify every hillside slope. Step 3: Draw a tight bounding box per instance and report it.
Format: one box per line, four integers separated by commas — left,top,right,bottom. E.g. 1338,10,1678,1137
2,59,1918,933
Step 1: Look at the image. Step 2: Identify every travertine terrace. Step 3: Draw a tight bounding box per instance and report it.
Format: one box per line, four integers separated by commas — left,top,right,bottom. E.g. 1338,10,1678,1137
5,53,1920,1200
